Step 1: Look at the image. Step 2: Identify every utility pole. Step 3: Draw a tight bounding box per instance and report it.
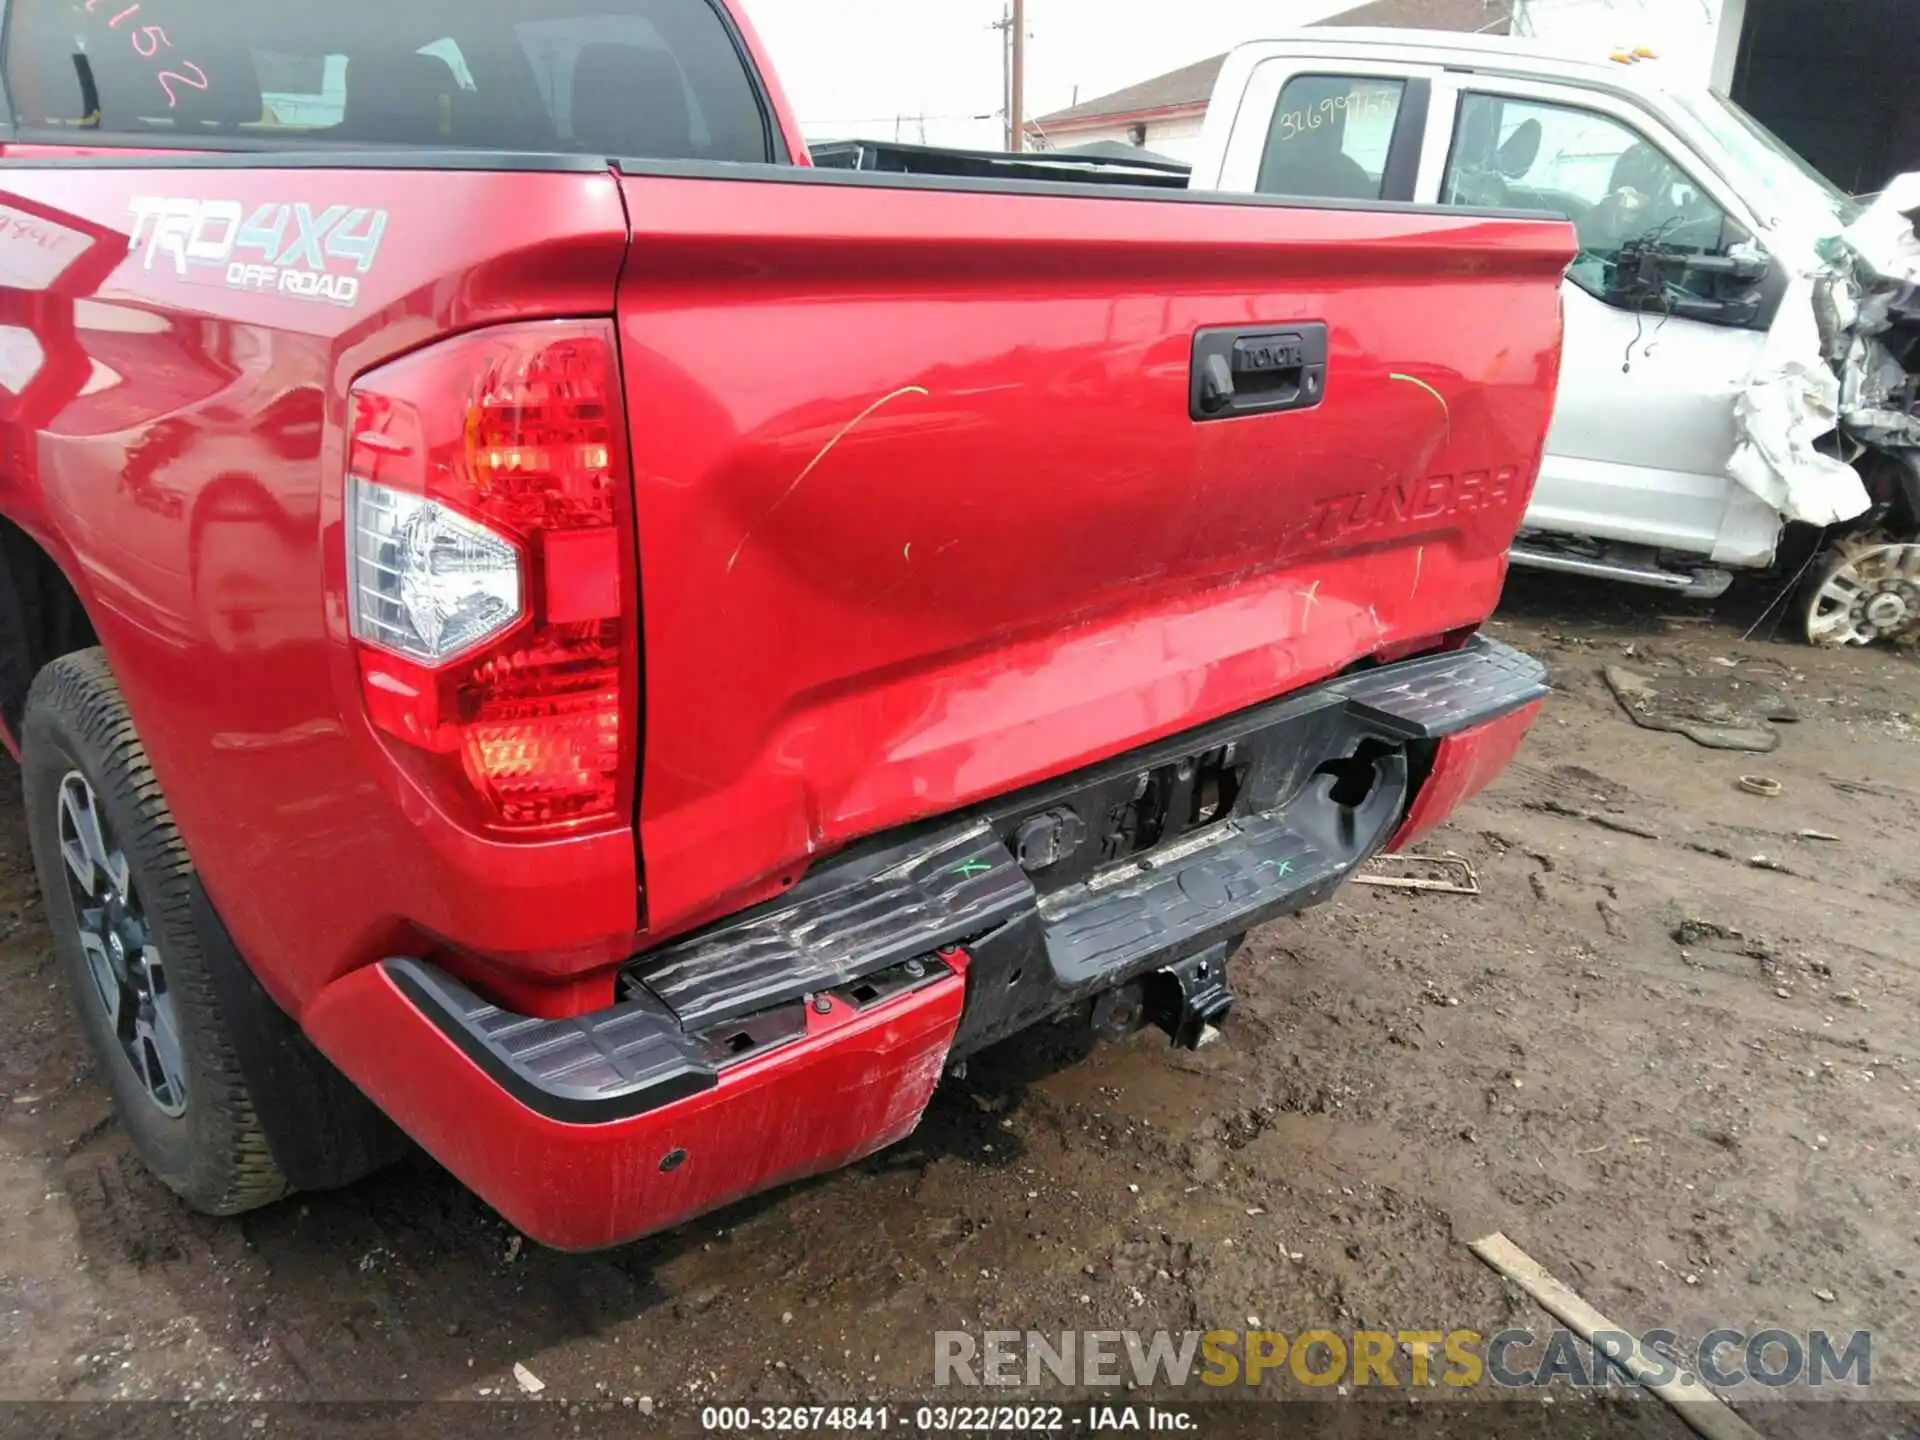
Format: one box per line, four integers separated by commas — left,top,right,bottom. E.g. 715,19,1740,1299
1010,0,1027,151
994,0,1028,152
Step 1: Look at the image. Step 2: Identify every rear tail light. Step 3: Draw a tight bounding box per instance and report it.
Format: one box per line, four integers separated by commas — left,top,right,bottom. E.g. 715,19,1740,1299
349,482,523,662
345,320,631,834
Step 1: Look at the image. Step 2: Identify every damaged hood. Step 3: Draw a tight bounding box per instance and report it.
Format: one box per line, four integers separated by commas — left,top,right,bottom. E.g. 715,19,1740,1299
1730,173,1920,525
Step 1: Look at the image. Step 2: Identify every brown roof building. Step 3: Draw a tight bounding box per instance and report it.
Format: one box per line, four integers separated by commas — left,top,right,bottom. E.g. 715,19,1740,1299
1029,0,1507,148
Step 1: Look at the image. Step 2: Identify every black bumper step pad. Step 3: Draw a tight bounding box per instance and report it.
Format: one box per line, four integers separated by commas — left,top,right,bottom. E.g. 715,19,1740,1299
1333,634,1548,739
636,826,1029,1034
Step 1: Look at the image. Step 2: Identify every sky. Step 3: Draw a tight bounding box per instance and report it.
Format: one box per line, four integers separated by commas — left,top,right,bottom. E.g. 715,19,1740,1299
736,0,1364,149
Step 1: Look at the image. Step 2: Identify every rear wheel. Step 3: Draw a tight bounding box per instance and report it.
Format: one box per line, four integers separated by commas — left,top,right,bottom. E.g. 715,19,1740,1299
22,650,288,1215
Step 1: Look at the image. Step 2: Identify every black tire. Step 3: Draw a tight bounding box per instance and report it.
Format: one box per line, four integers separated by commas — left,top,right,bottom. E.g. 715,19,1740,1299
1794,545,1845,647
22,649,288,1215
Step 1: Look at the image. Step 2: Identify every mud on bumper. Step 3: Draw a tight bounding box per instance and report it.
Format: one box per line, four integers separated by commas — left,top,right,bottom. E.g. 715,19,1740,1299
307,636,1545,1248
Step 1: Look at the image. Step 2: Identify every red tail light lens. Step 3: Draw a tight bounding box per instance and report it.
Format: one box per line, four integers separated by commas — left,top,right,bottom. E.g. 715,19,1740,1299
346,321,630,834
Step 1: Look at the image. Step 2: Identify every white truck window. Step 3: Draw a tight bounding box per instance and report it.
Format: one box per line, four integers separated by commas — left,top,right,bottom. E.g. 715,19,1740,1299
1440,92,1733,303
1255,75,1405,202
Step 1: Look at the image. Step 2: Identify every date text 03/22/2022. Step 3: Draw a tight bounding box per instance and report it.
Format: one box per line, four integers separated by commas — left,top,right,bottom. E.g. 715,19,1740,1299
699,1405,1195,1432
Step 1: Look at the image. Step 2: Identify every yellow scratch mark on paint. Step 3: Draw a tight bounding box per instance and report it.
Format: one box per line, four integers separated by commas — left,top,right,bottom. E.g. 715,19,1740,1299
1295,580,1322,633
1389,372,1452,446
726,385,930,575
1412,544,1424,597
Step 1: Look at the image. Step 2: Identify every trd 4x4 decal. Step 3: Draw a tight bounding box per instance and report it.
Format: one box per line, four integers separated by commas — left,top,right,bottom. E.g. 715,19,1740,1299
127,198,388,307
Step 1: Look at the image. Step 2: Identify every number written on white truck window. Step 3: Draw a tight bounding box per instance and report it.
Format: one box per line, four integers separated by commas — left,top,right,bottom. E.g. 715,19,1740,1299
1439,92,1735,305
1256,75,1406,203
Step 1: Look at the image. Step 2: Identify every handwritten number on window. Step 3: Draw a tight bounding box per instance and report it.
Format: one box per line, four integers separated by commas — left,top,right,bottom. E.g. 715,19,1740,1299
1275,87,1394,143
78,2,211,112
158,63,208,107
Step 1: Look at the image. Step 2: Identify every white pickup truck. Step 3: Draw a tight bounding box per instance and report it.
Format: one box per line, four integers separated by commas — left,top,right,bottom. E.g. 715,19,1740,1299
1187,28,1920,647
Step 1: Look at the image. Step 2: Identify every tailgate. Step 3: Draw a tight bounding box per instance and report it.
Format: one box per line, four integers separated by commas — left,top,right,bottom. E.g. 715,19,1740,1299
614,173,1573,932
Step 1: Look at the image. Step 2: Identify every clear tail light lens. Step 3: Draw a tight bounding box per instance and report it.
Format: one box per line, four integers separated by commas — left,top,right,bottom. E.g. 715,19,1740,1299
344,321,631,834
349,480,523,663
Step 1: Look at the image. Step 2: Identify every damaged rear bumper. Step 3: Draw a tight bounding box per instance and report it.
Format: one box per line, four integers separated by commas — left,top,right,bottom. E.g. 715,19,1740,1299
305,636,1545,1249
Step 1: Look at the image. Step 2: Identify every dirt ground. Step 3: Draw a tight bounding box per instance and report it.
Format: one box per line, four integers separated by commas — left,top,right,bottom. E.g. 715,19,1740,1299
1,572,1916,1437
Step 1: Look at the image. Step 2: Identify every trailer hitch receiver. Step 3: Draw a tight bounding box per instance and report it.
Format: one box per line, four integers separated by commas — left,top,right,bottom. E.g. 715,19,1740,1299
1147,941,1234,1050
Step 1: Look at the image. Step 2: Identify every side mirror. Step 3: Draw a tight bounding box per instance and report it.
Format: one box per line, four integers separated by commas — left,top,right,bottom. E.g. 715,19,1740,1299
1605,238,1770,326
1675,248,1771,284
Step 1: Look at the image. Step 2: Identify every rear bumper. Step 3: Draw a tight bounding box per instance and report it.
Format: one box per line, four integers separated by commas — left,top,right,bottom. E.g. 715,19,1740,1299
304,957,963,1251
305,635,1544,1249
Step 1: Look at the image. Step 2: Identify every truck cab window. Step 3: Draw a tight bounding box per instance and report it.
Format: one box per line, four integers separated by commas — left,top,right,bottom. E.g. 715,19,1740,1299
1,0,769,161
1441,92,1733,305
1256,75,1406,202
514,17,723,157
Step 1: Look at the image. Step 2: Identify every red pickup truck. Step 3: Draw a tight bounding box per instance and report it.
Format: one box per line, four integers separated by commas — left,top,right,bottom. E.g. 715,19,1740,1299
0,0,1568,1248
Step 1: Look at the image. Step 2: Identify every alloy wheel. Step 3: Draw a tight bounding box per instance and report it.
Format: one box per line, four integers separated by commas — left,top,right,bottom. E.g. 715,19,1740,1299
57,770,187,1116
1804,538,1920,647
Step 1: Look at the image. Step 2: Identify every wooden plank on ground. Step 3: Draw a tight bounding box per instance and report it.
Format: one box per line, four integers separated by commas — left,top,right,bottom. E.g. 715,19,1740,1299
1469,1231,1766,1440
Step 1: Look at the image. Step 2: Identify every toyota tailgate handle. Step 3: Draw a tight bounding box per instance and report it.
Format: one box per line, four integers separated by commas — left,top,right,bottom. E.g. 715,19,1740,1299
1190,323,1328,421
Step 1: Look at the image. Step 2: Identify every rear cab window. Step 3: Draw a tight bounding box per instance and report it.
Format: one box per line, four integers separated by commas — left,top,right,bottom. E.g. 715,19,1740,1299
3,0,775,161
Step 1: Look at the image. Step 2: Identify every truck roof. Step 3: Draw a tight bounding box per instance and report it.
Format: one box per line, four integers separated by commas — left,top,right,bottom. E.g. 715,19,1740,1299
1228,27,1685,99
